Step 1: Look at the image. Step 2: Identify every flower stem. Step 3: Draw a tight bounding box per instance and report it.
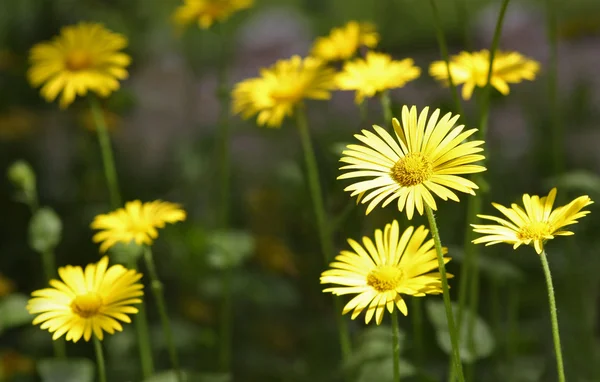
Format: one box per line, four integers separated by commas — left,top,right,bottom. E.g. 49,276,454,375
380,91,393,126
218,266,233,372
89,97,122,208
296,106,352,360
506,284,519,363
428,0,465,120
546,0,563,174
424,205,464,382
391,308,401,382
40,249,66,358
540,250,566,382
454,0,472,50
93,337,107,382
411,297,424,377
143,247,182,382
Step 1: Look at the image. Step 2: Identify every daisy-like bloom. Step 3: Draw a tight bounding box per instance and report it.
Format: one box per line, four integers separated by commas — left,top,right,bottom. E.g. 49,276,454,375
28,22,130,109
339,105,486,219
172,0,253,30
336,51,421,104
91,200,186,253
26,256,143,342
310,21,379,62
472,188,593,254
232,55,336,128
321,220,450,324
429,50,540,100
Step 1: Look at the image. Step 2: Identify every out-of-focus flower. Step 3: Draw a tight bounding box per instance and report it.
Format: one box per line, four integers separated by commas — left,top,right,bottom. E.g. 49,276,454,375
310,21,379,62
91,200,187,253
28,22,131,109
0,274,15,297
172,0,253,30
26,256,143,342
232,55,336,128
180,296,215,324
78,107,120,133
0,350,35,379
255,235,298,276
321,220,450,324
336,51,421,103
472,188,593,254
0,108,36,141
429,50,540,100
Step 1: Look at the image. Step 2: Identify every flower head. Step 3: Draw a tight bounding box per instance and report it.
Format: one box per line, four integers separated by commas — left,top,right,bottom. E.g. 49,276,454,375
91,200,186,253
472,188,593,254
28,22,131,109
172,0,253,30
310,21,379,62
321,220,450,324
336,51,421,103
339,105,486,219
232,55,336,127
26,256,143,342
429,50,540,100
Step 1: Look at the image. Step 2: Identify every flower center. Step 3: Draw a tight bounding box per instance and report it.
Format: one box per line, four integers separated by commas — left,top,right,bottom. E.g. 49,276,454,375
366,265,404,292
390,152,433,187
516,221,553,241
65,50,93,71
71,292,103,318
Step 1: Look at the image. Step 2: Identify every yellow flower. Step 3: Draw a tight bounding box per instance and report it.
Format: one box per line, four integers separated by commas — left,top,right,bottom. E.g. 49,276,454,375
26,256,143,342
321,220,450,324
0,108,37,141
0,350,35,378
339,105,486,219
472,188,593,254
172,0,253,30
311,21,379,62
232,55,336,128
28,22,131,109
91,200,187,253
336,51,421,103
429,50,540,100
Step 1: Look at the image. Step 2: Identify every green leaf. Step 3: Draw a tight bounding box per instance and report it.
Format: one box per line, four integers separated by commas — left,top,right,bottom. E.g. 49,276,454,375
28,207,62,253
143,371,231,382
495,356,546,382
545,170,600,196
449,246,524,283
37,358,95,382
0,293,31,334
205,230,255,269
426,300,496,363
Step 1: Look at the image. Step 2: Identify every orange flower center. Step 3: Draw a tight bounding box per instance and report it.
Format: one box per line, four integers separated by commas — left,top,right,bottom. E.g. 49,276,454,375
71,292,103,318
65,50,93,71
516,221,553,242
391,152,432,187
366,265,404,292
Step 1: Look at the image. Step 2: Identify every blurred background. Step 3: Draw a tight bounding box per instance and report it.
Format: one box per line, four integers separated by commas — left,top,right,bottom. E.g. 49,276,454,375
1,0,600,381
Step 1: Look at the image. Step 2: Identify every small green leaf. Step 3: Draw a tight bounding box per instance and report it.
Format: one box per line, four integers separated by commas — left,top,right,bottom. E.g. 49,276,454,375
28,207,62,253
545,170,600,196
496,356,546,382
449,246,524,282
0,293,31,333
205,230,255,269
143,371,231,382
38,358,95,382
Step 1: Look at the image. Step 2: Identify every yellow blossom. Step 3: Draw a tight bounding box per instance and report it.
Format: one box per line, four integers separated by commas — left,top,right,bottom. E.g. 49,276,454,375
311,21,379,62
172,0,253,30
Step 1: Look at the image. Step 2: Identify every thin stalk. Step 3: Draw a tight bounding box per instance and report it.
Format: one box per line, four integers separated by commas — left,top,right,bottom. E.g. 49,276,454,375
93,337,107,382
428,0,465,120
89,97,122,208
411,297,424,378
540,250,566,382
392,308,401,382
359,100,368,127
295,106,352,360
546,0,563,174
506,284,519,363
126,259,155,379
380,91,393,126
424,205,464,382
143,247,182,382
218,266,233,372
40,250,66,358
454,0,472,50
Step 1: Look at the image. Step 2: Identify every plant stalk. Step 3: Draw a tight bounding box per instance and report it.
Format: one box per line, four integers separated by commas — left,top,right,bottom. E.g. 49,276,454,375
93,337,107,382
392,308,401,382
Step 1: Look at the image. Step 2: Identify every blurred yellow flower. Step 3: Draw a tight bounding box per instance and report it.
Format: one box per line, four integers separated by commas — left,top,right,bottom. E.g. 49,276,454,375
28,22,131,109
429,50,540,100
0,274,15,297
172,0,253,30
79,107,120,133
311,21,379,62
0,350,35,379
339,106,486,219
0,108,36,141
321,220,449,324
336,51,421,103
472,188,593,254
232,55,336,128
26,256,143,342
255,235,298,276
91,200,187,253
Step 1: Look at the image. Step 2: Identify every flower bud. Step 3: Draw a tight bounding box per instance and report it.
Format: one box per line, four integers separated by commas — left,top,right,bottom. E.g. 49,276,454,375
28,208,62,253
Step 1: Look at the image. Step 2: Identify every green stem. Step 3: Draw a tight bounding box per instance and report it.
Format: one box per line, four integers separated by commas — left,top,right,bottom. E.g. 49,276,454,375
506,284,519,363
126,259,155,379
359,100,368,127
89,97,122,208
428,0,465,120
218,266,233,372
93,337,107,382
540,250,566,382
143,247,183,382
424,205,464,382
411,297,424,379
295,106,352,360
380,91,393,127
546,0,563,174
454,0,472,50
40,250,66,358
392,308,401,382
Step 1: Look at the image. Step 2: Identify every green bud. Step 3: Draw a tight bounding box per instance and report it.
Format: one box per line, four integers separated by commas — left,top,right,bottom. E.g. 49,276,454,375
7,160,36,198
28,208,62,253
108,241,144,264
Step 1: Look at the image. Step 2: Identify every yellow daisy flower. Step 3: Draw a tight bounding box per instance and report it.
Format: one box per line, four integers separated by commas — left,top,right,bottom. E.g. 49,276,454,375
26,256,143,342
91,200,187,253
338,105,486,219
311,21,379,62
336,51,421,104
172,0,253,30
429,50,540,100
232,55,336,128
321,220,450,324
28,22,131,109
472,188,593,254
